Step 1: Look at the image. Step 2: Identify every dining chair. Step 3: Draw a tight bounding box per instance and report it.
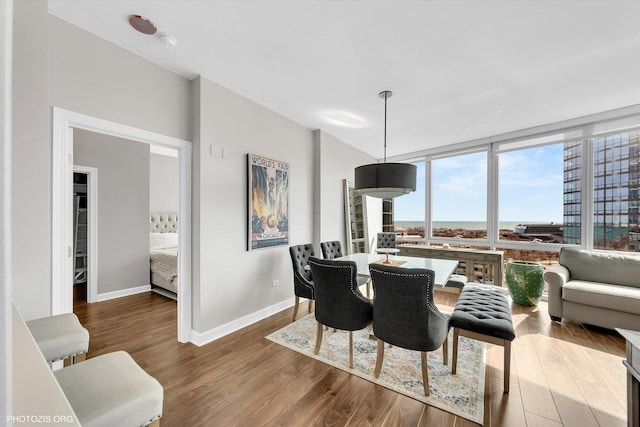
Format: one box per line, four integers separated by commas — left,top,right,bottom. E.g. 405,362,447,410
369,263,450,396
288,244,315,322
377,232,397,249
320,240,343,259
308,256,373,368
320,240,372,297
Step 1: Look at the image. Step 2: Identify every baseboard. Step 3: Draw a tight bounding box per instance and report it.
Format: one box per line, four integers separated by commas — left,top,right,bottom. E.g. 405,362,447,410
94,285,151,302
191,297,296,347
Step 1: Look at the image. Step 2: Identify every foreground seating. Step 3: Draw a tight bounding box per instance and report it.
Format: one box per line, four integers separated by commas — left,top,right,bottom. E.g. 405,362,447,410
450,284,515,392
369,264,450,396
308,256,373,368
289,244,316,322
26,313,89,365
54,351,163,427
545,247,640,330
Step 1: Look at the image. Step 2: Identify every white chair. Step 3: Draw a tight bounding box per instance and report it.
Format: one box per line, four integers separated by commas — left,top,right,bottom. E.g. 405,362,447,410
26,313,89,365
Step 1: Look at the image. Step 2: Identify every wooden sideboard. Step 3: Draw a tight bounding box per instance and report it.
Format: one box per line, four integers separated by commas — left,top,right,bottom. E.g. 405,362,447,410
397,244,504,286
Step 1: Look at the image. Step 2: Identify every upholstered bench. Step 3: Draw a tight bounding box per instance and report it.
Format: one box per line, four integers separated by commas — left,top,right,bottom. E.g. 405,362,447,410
26,313,89,365
54,351,163,427
450,284,515,392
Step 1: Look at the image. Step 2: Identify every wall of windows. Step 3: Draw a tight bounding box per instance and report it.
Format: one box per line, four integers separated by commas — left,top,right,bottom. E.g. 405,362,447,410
392,106,640,255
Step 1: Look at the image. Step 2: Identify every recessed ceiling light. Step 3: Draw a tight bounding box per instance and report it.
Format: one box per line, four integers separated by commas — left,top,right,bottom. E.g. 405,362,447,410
128,15,157,35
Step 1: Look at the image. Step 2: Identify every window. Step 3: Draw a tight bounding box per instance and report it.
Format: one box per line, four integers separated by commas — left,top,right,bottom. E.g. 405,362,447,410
431,151,487,240
498,142,576,244
393,161,425,243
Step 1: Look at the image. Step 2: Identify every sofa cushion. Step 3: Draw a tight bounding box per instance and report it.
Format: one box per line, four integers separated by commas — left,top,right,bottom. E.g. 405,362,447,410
559,248,640,289
563,280,640,315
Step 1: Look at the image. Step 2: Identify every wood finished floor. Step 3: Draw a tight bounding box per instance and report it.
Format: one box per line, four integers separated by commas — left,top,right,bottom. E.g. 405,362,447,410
73,291,627,427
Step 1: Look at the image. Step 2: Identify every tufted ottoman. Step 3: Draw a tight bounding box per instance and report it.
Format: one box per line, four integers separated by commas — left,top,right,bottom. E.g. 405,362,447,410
54,351,163,427
450,284,515,392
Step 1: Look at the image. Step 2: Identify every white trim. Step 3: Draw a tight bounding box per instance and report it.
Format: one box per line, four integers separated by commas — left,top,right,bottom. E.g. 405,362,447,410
487,147,498,247
0,0,12,421
73,166,98,303
150,144,178,158
51,107,193,343
191,298,296,347
582,137,594,249
94,285,151,303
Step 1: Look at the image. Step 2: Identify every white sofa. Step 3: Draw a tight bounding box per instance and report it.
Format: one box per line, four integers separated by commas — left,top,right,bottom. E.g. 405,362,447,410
545,247,640,331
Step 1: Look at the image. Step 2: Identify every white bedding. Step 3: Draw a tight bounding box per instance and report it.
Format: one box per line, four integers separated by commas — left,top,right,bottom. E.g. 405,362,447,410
149,218,179,296
150,248,177,280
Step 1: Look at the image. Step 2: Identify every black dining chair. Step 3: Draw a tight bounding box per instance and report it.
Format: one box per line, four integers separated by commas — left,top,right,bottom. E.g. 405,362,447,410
321,240,372,297
289,244,315,322
320,240,343,259
377,232,397,249
369,263,450,396
308,256,373,368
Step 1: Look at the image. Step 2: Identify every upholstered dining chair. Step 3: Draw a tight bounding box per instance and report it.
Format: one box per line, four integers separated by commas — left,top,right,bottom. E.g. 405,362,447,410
377,232,396,249
308,256,373,368
320,240,373,298
320,240,343,259
369,264,450,396
289,244,315,322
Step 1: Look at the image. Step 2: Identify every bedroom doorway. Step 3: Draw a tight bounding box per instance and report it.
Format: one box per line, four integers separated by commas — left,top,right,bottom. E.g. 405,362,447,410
52,107,193,343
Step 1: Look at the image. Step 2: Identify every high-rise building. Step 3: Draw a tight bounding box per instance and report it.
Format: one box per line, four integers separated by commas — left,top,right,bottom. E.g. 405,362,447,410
564,130,640,250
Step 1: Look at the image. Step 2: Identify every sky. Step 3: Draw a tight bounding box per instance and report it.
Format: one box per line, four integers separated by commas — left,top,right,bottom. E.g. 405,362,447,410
394,145,565,223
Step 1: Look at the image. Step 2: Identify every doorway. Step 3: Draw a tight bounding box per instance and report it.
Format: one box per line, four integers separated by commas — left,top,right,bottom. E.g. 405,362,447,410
52,107,193,343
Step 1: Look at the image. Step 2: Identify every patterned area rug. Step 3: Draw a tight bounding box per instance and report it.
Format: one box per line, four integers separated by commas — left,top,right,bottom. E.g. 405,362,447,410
266,313,485,424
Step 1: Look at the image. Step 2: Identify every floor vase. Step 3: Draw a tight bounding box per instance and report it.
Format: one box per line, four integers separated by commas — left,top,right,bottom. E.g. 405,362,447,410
506,261,544,306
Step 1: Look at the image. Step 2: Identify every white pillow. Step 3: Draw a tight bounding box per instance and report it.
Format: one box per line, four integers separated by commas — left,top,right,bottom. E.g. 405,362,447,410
150,232,178,250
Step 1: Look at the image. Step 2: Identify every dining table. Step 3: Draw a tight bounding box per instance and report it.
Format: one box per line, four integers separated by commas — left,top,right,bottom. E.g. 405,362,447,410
335,252,459,288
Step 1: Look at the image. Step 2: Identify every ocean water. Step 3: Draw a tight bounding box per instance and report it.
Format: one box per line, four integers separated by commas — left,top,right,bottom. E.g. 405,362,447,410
395,221,540,231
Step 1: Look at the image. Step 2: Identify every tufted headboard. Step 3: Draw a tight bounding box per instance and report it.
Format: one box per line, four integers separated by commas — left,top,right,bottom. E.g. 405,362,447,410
149,213,178,233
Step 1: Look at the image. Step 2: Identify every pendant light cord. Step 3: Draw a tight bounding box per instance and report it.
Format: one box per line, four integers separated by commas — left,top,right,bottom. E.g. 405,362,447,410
379,90,392,163
383,93,387,163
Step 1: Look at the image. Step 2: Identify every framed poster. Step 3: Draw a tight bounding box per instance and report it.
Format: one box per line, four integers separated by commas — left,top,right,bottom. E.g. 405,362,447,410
248,153,290,250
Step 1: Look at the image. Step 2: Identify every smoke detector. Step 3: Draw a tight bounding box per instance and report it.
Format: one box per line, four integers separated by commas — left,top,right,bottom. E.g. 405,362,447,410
158,33,177,48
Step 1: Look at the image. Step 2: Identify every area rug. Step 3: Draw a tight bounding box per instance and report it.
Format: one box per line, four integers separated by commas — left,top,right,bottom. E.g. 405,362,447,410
266,313,485,424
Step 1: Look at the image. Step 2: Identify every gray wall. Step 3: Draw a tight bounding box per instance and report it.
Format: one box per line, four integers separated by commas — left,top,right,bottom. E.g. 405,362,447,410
192,76,315,332
12,4,374,336
74,130,150,294
12,0,50,319
48,15,191,142
150,153,179,213
314,130,375,252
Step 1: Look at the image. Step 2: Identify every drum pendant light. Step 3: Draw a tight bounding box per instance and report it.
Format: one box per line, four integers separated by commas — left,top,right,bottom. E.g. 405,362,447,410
354,91,417,198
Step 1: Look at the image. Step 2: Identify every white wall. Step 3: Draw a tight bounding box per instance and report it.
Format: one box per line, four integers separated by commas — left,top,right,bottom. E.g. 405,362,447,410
11,0,50,320
74,129,150,294
192,76,314,333
150,153,179,213
314,130,375,251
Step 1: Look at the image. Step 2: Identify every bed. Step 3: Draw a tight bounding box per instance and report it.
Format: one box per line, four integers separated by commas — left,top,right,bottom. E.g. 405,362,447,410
149,213,178,297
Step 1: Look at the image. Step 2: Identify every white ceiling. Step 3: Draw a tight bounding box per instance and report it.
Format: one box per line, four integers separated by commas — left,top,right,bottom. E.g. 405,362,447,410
48,0,640,159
